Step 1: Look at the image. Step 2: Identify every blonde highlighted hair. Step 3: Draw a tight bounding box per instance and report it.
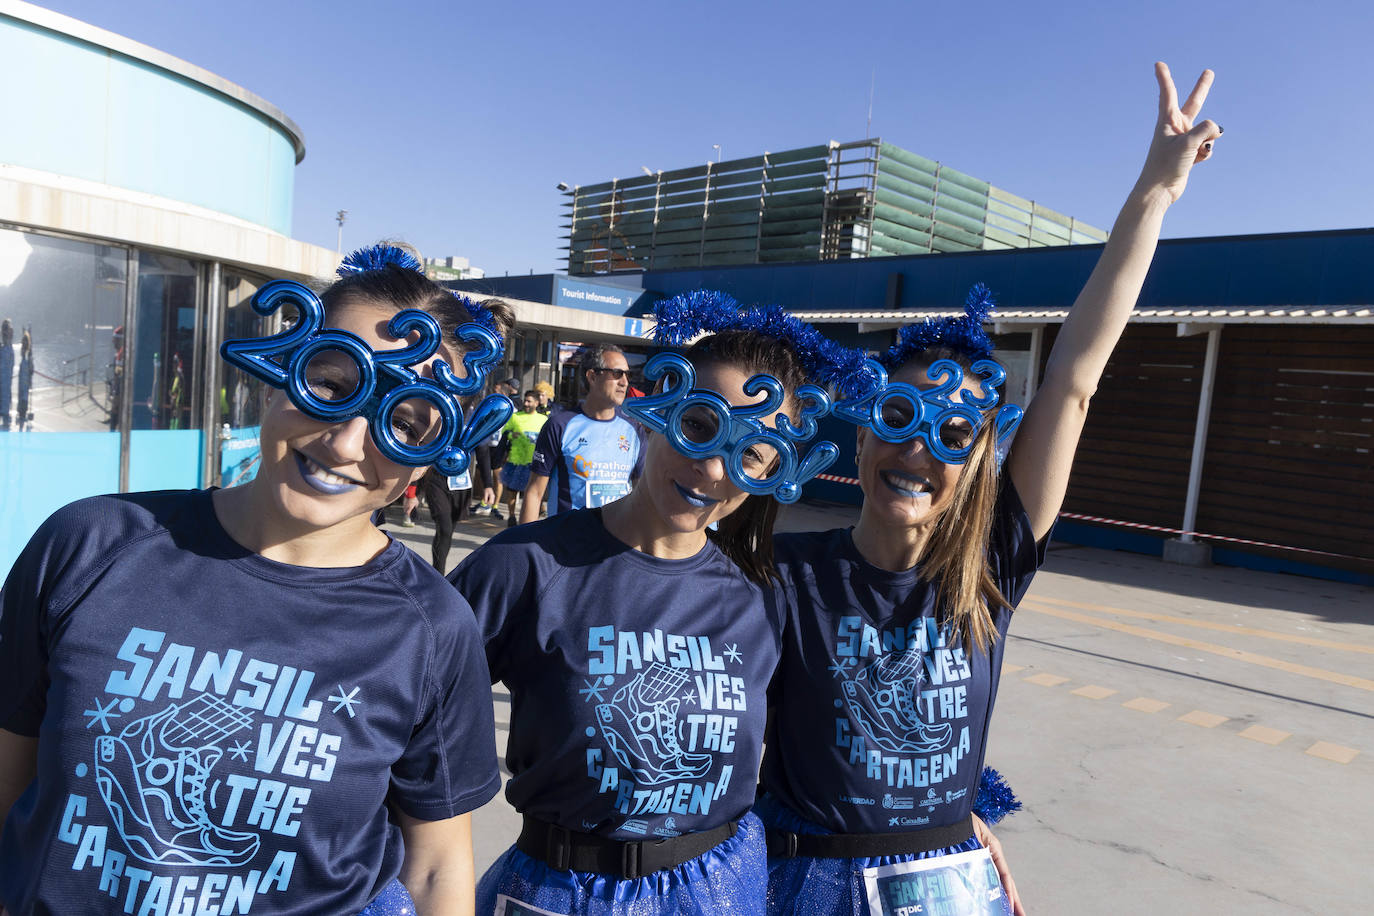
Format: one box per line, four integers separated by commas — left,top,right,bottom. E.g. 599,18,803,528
894,349,1009,653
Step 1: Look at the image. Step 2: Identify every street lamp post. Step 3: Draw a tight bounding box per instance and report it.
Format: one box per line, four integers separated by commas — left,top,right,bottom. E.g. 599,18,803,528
335,210,348,255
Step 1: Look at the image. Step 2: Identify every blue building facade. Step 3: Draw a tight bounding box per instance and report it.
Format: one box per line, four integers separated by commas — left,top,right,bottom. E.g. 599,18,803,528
470,228,1374,584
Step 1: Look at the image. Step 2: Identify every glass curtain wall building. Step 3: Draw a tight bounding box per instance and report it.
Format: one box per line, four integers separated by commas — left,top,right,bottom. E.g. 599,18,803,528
0,2,337,570
563,140,1109,275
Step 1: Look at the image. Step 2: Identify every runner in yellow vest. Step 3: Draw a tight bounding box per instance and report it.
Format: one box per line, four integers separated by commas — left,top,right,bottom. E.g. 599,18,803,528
500,390,549,526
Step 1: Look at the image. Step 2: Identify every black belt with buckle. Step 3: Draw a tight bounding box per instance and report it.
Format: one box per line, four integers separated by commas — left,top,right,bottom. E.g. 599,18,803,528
517,815,740,880
766,815,974,859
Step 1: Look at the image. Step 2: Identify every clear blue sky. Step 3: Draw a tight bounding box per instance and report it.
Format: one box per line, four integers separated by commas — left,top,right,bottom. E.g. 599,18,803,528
39,0,1374,277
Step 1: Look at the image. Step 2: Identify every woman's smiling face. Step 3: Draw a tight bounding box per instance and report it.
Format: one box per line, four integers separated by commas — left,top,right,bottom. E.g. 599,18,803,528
254,299,450,533
639,361,782,536
855,360,985,530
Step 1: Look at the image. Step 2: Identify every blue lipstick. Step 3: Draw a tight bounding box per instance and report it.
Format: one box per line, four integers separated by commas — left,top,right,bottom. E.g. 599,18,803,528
880,470,932,500
294,451,361,495
674,481,719,508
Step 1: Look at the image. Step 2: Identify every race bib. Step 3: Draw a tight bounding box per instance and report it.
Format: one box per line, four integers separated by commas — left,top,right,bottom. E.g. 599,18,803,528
448,468,472,490
587,480,630,508
862,847,1010,916
495,893,565,916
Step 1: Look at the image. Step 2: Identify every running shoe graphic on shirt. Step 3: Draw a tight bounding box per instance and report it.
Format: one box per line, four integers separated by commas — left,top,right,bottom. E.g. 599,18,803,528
94,693,261,867
595,663,713,785
841,649,953,755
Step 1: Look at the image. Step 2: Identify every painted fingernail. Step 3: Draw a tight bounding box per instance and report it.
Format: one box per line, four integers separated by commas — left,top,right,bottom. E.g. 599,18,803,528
1218,125,1225,134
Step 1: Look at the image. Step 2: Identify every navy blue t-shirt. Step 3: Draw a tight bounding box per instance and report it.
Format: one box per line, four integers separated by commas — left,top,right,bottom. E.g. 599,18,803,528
0,490,500,915
530,406,644,515
761,481,1045,834
450,509,781,841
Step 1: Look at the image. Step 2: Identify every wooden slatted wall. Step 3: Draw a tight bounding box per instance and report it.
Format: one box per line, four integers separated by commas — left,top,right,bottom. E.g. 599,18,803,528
1197,325,1374,573
1039,323,1207,530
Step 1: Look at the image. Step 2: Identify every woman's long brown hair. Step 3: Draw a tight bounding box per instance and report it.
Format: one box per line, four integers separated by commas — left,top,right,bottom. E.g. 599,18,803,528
892,349,1009,652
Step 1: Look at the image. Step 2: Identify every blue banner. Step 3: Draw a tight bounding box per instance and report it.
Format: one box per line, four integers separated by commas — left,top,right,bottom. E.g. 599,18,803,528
553,277,646,316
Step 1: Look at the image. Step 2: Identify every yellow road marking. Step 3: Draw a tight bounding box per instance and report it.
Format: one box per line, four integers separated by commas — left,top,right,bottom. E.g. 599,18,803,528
1122,697,1171,713
1238,725,1290,745
1305,742,1359,764
1002,663,1026,674
1070,685,1119,700
1023,603,1374,692
1178,710,1229,728
1023,672,1069,687
1022,594,1374,655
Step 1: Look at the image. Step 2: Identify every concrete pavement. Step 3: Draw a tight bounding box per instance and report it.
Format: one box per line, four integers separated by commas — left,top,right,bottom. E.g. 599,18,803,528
386,500,1374,913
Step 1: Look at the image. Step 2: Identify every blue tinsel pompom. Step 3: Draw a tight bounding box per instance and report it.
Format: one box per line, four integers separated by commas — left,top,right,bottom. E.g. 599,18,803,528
878,283,999,371
337,243,423,277
452,292,501,342
653,289,744,346
972,765,1022,826
651,290,850,389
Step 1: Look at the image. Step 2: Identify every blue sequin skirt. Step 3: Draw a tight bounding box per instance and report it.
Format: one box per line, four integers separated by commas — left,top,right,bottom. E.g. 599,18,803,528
753,795,980,916
359,879,414,915
476,811,768,915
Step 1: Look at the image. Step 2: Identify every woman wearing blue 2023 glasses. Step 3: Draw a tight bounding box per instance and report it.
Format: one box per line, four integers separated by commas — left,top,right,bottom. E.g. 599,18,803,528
758,62,1222,916
0,245,512,915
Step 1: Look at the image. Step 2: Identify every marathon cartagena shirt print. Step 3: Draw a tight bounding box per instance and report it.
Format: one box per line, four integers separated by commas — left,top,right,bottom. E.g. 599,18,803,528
530,408,643,514
762,482,1043,833
451,509,783,841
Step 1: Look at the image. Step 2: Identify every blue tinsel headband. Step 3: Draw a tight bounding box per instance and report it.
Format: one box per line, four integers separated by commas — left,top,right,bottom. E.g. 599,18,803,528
878,283,998,372
337,244,502,344
630,290,850,502
818,284,1023,461
652,290,872,397
337,243,423,275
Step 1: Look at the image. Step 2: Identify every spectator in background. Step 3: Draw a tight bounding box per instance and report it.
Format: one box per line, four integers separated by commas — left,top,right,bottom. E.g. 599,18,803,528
0,319,12,430
533,380,554,415
519,343,643,524
400,483,419,527
497,390,547,527
472,383,503,518
422,461,473,573
17,329,33,431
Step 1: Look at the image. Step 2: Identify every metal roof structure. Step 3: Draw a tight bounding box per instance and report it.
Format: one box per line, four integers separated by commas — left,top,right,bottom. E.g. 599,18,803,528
563,139,1107,275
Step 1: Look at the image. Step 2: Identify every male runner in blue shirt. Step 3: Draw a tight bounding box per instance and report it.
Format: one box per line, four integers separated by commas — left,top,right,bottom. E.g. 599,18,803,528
520,344,644,522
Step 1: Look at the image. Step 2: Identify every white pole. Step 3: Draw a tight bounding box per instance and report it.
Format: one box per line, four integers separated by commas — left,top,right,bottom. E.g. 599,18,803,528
1180,327,1221,542
1025,325,1043,403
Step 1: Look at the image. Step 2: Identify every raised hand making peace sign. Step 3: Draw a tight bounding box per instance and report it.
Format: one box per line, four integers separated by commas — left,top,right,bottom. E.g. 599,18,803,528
1141,61,1222,203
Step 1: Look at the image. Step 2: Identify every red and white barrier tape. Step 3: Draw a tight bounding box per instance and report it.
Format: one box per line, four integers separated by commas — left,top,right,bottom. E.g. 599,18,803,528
1052,512,1364,560
807,475,1368,562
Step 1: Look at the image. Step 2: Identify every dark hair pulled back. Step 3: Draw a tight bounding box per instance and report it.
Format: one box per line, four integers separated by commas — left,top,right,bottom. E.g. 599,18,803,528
683,330,808,587
320,242,514,349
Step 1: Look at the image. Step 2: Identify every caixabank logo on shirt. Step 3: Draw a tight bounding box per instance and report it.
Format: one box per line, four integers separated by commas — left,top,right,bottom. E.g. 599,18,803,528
582,626,745,834
56,626,358,914
830,615,974,802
